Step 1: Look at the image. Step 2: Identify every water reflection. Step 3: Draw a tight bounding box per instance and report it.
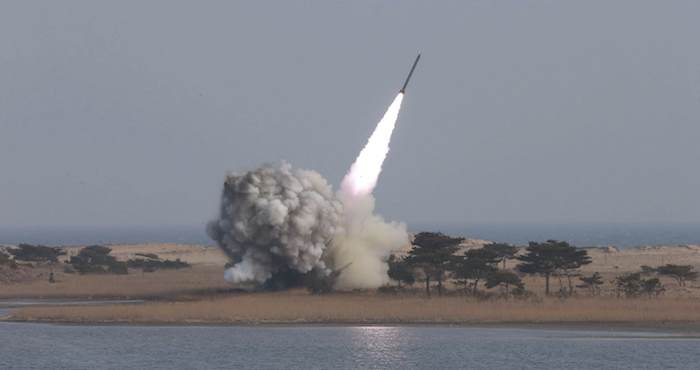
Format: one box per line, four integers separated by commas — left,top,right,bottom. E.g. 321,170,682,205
1,324,699,369
349,327,410,367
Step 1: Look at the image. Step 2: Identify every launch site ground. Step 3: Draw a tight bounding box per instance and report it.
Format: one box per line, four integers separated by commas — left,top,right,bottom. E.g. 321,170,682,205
4,243,700,328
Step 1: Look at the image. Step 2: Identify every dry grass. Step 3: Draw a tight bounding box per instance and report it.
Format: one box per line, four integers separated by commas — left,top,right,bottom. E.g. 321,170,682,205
0,265,229,299
11,266,695,300
9,291,700,325
5,244,700,299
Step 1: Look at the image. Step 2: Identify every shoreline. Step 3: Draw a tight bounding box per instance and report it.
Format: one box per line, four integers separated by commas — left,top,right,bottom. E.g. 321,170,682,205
4,315,700,335
5,294,700,330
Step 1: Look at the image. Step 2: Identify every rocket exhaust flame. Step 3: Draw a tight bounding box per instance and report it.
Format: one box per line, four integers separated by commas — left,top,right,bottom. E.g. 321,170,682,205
341,93,404,198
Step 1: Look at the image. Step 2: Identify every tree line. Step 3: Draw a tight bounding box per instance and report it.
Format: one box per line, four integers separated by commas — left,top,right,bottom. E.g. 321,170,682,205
387,232,699,298
0,244,190,277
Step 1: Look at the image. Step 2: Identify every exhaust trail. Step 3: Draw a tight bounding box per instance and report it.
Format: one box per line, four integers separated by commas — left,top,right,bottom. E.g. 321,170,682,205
330,55,421,288
340,92,404,198
341,54,419,198
332,91,409,289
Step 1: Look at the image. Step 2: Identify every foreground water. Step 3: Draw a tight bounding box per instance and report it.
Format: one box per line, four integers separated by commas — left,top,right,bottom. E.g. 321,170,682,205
1,320,699,370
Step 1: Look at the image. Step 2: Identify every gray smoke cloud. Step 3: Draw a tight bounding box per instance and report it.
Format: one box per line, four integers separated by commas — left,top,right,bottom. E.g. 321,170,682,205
207,162,344,284
207,162,409,289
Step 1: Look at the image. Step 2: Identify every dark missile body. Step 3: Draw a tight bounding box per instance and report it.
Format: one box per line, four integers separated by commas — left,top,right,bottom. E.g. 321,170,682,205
400,54,421,93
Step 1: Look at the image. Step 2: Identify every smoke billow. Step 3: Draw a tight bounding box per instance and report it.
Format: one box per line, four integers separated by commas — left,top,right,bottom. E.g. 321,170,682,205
208,93,409,289
207,163,344,285
331,192,408,289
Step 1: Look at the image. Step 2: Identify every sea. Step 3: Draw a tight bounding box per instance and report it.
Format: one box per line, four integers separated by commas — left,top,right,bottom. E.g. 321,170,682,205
1,223,699,248
0,319,699,370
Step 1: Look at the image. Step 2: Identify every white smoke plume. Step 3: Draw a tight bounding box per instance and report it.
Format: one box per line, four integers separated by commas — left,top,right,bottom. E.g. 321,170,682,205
332,93,409,288
208,93,409,289
331,192,408,289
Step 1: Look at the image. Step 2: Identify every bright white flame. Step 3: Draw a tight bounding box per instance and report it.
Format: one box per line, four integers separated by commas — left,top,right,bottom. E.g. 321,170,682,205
340,93,404,197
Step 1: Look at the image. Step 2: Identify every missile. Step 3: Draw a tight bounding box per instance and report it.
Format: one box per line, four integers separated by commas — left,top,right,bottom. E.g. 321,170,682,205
399,53,421,93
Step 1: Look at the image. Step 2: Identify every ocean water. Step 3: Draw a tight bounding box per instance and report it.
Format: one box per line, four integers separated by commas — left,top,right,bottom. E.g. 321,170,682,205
0,322,698,370
414,222,700,248
1,223,700,248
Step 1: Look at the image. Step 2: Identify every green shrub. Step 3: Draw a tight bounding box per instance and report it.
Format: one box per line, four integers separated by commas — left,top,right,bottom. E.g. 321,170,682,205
8,244,65,263
126,257,190,271
69,245,128,275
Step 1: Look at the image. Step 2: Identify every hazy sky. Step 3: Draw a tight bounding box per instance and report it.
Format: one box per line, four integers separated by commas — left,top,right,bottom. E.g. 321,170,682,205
1,1,699,228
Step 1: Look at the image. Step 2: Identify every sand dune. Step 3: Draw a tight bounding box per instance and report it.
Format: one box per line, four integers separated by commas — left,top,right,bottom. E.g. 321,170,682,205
58,243,227,266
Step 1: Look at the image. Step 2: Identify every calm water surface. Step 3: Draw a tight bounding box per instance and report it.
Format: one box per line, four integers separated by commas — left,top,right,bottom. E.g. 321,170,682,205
1,320,699,370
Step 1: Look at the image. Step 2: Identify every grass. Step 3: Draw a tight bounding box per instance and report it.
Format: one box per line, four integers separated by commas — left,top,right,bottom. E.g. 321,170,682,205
0,265,230,299
8,291,700,325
